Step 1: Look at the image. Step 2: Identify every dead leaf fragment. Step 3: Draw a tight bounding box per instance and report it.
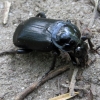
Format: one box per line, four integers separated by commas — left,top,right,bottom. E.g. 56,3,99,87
49,92,79,100
3,1,11,24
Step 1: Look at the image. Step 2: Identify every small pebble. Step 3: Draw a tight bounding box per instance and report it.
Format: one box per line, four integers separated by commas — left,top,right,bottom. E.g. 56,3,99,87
0,2,3,8
35,7,39,11
21,87,25,90
66,80,69,84
29,12,32,16
98,77,100,80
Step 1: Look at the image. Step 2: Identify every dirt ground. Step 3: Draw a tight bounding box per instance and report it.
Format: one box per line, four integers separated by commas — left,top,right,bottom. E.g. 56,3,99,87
0,0,100,100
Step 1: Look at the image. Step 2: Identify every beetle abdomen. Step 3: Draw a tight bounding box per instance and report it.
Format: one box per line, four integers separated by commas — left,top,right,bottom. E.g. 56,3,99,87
13,17,59,51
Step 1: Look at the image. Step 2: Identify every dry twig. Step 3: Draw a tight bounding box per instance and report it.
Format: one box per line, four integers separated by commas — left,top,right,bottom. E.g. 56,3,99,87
14,65,69,100
76,20,81,31
61,84,90,92
87,89,93,100
88,0,99,28
69,67,78,96
3,1,11,24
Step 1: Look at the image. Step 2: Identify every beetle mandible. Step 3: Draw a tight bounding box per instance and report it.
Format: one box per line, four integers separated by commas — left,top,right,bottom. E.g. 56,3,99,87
0,12,98,73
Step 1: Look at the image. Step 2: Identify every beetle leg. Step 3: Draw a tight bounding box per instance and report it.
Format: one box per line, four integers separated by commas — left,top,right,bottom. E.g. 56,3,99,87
68,52,77,65
50,52,58,70
81,36,94,50
0,49,32,56
35,12,46,18
16,49,32,54
81,36,100,54
42,52,58,79
48,52,57,72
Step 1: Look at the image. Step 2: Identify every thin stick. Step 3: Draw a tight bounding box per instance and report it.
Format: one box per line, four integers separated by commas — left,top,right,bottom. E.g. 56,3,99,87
76,20,81,31
61,84,90,91
14,65,69,100
88,0,99,28
69,67,78,96
3,1,11,25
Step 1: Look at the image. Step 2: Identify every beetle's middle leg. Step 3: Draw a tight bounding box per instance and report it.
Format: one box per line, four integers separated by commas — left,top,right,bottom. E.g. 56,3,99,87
36,12,46,18
44,52,58,76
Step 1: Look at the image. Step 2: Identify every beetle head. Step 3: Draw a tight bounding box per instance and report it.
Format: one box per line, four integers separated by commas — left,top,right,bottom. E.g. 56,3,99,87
74,42,88,67
61,39,77,51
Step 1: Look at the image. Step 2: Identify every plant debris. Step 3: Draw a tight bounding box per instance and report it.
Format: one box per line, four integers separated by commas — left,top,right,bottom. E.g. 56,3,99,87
3,1,11,25
69,67,78,96
88,0,99,28
14,65,69,100
48,92,79,100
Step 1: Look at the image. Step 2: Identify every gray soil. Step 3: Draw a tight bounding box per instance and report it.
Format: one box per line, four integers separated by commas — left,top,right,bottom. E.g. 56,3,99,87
0,0,100,100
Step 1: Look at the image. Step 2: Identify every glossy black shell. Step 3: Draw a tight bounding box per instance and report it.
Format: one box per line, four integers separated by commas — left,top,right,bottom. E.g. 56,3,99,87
13,17,59,51
13,17,81,52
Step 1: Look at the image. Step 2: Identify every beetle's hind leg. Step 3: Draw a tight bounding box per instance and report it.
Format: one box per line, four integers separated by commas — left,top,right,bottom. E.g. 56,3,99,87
36,12,46,18
16,49,32,54
0,49,32,56
42,52,58,79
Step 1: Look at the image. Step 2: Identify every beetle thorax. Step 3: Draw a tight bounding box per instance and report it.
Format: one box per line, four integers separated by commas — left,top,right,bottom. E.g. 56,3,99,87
56,26,80,51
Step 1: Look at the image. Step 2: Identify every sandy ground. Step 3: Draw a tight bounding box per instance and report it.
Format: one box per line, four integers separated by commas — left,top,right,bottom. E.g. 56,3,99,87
0,0,100,100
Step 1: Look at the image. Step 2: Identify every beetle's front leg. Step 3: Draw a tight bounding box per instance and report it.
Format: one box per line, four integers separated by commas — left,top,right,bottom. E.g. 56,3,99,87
81,36,100,54
81,36,94,50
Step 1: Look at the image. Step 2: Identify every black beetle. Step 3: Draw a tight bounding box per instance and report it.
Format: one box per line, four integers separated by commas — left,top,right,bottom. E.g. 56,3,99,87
0,12,98,72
